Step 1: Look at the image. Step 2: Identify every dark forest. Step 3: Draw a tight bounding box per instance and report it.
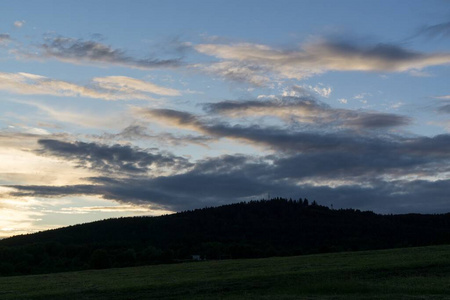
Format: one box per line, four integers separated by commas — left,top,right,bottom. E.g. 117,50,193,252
1,198,450,276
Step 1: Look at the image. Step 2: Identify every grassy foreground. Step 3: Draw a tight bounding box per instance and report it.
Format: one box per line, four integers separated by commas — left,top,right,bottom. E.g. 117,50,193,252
1,245,450,299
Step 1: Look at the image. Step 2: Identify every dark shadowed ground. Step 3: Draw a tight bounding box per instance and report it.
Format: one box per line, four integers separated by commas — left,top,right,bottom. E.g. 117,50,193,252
1,245,450,299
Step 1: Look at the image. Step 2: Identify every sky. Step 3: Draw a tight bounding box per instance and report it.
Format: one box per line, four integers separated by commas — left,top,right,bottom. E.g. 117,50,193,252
1,0,450,238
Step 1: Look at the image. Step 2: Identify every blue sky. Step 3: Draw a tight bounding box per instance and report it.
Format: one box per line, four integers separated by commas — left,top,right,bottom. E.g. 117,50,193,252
1,0,450,238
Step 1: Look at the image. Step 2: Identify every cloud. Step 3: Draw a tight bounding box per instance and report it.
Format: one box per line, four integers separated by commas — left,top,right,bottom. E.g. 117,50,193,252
135,108,448,174
193,61,270,86
438,104,450,114
4,115,449,213
403,134,450,156
137,107,413,155
135,108,205,132
203,96,411,129
7,149,450,213
311,85,332,98
60,204,158,213
14,20,25,28
98,124,213,147
346,113,411,129
417,21,450,39
0,72,125,100
6,154,278,210
282,84,332,98
30,36,182,69
408,69,432,77
0,72,180,100
0,33,11,44
195,39,450,83
36,139,192,175
92,76,181,96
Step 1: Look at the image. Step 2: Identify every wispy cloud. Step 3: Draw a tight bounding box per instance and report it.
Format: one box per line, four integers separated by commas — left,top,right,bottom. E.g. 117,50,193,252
97,124,213,147
195,39,450,83
409,69,432,77
26,36,182,69
192,61,270,87
203,96,411,129
93,76,181,96
416,21,450,39
438,104,450,114
135,106,417,164
13,20,25,28
0,72,180,100
0,33,11,45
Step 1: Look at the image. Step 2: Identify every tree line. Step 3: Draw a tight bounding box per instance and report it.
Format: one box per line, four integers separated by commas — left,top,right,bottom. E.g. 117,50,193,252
1,198,450,276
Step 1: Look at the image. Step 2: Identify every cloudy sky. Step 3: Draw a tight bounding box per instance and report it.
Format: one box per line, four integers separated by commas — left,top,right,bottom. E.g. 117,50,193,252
1,0,450,238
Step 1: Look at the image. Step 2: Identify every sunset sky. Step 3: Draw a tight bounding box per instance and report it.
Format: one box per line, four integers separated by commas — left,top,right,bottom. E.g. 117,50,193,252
1,0,450,238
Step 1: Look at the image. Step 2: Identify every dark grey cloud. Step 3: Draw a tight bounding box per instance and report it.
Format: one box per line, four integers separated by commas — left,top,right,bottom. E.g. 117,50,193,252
34,37,182,69
204,96,411,129
404,134,450,156
204,97,325,113
151,108,202,126
322,41,420,64
9,184,99,198
8,154,450,213
346,112,411,128
7,155,273,210
97,124,213,147
142,107,414,153
8,128,448,213
5,109,450,214
37,139,191,174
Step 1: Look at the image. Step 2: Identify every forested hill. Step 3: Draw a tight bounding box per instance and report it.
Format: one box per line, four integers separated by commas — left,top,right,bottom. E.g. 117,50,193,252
1,198,450,276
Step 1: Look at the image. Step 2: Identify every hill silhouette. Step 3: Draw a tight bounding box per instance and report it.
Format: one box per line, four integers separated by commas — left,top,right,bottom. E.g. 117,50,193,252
1,198,450,276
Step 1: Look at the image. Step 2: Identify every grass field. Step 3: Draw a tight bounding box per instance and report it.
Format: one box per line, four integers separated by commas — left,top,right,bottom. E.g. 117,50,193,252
1,245,450,299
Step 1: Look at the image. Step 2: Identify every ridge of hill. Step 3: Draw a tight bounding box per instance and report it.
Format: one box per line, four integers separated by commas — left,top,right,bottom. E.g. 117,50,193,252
1,198,450,276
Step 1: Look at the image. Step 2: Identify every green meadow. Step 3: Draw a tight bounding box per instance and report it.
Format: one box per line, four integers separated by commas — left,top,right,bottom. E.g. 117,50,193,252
1,245,450,300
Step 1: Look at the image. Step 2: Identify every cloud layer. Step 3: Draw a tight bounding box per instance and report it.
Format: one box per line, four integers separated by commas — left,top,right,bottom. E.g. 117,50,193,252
195,40,450,84
2,24,450,227
204,96,411,129
9,139,450,213
0,72,180,100
36,139,192,175
35,37,182,69
7,107,450,213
